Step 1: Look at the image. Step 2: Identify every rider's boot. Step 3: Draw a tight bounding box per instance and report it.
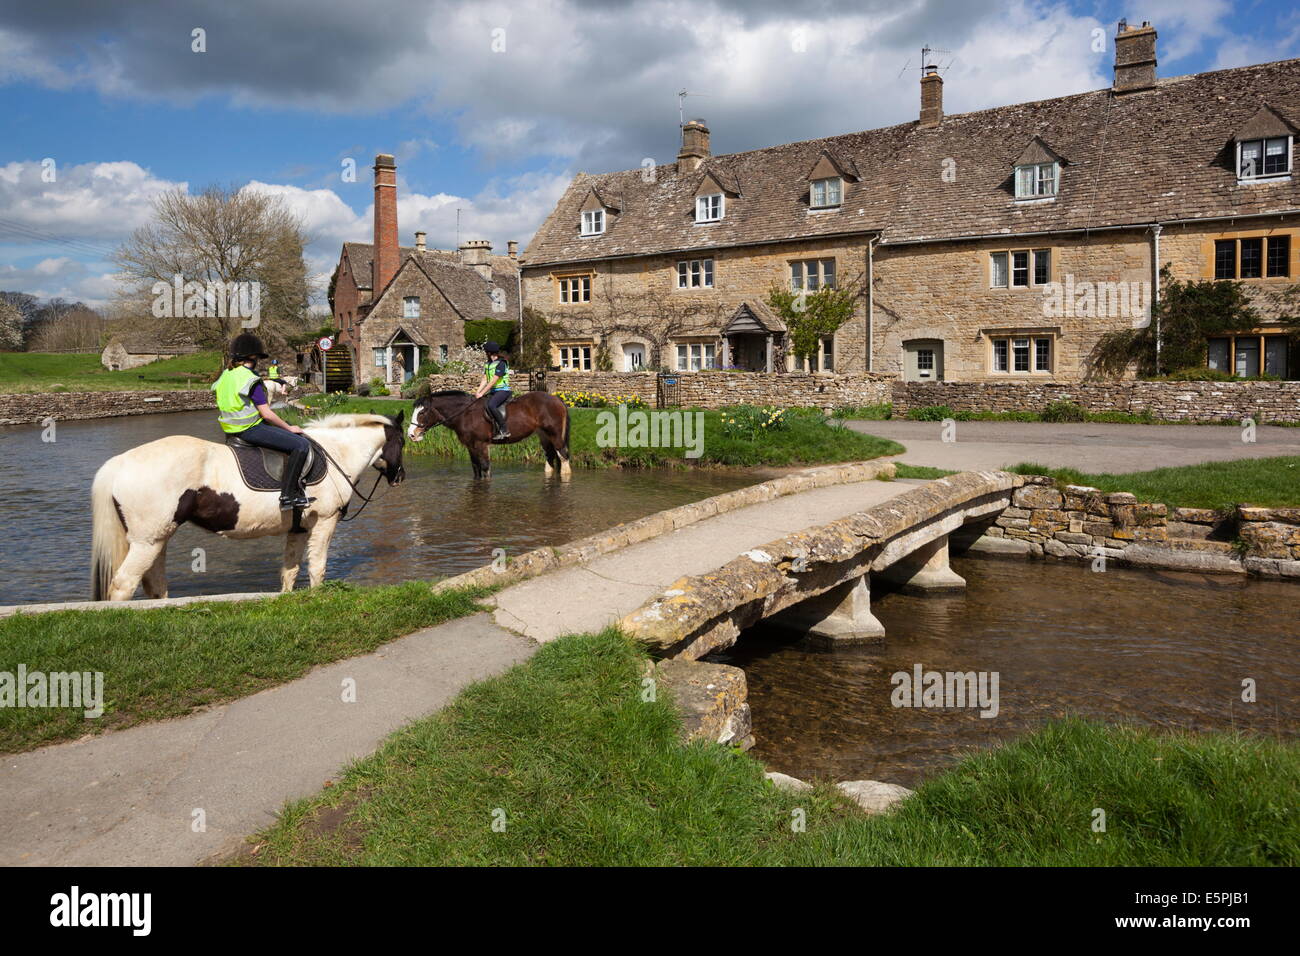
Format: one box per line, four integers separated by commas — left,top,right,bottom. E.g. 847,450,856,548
491,404,511,440
279,447,317,510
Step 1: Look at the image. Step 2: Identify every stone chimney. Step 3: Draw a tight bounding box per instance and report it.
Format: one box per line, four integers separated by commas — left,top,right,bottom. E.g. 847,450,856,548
459,239,494,280
678,119,710,172
414,230,427,252
919,63,943,128
507,240,518,259
372,154,399,293
1114,20,1157,93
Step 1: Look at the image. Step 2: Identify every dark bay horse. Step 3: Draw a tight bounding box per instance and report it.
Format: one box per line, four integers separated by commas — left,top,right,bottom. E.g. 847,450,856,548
408,390,572,480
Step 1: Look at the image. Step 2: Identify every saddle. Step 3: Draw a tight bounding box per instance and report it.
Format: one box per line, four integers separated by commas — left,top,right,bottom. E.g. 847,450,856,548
481,394,519,423
225,435,328,492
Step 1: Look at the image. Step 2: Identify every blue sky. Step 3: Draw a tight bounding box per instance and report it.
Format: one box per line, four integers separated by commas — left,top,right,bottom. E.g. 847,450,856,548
2,0,1298,309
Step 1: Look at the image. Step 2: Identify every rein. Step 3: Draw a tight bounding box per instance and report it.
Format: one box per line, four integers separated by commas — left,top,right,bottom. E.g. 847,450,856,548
306,436,387,523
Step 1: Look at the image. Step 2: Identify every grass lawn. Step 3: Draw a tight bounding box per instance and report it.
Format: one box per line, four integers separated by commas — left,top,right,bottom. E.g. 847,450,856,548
0,581,489,754
1011,457,1300,511
0,351,223,393
292,395,904,468
240,629,1299,866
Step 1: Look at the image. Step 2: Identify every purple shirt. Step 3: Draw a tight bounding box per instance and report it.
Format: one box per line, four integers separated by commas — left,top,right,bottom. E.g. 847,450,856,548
250,381,268,407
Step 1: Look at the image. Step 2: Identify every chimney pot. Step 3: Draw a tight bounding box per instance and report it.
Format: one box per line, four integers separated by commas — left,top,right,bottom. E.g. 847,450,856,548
1113,19,1157,93
459,239,494,280
507,240,518,259
919,68,943,128
414,230,427,252
678,118,711,172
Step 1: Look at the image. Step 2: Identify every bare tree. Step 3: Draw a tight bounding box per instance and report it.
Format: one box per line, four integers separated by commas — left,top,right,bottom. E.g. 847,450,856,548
25,303,106,351
113,185,312,356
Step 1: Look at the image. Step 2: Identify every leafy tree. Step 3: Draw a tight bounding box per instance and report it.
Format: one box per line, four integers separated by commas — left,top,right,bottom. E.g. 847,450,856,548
765,283,858,363
0,299,23,351
516,306,554,370
1087,266,1259,378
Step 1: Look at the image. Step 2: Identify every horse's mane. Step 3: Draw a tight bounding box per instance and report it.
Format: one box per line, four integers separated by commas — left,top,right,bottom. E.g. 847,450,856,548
428,389,473,400
305,413,394,430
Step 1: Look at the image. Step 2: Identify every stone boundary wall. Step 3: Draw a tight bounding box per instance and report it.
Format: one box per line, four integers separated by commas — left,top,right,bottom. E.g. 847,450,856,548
0,389,216,426
433,459,898,595
969,475,1300,577
891,380,1300,423
421,370,894,410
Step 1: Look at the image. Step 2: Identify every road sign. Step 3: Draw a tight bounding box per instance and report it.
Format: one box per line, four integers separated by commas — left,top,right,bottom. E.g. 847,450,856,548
318,336,333,351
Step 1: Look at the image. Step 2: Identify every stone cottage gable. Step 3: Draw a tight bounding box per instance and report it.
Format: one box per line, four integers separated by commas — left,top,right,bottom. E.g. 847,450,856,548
523,57,1300,267
343,241,517,293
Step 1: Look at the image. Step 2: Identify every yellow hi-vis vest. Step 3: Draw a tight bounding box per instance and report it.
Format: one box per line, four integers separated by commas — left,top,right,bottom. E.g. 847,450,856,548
268,363,279,378
485,359,510,391
213,365,262,433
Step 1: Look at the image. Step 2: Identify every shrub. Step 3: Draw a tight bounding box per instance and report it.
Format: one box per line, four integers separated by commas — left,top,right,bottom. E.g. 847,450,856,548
906,404,955,421
401,379,431,400
366,376,390,397
720,404,789,440
553,390,648,410
1041,399,1086,422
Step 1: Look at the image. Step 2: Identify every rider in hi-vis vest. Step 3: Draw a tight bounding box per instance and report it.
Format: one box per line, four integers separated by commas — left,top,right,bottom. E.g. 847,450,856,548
213,333,314,510
475,340,511,440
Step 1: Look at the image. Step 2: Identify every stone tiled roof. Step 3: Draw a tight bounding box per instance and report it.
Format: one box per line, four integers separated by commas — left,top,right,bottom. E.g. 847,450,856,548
344,243,520,318
115,328,201,354
523,58,1300,268
343,242,518,292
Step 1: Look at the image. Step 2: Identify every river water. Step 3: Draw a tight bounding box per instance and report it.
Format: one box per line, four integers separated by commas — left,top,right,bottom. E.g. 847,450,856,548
716,557,1300,788
0,409,761,606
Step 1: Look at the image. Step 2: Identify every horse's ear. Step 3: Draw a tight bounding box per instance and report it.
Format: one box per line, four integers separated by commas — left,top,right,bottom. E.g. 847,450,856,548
391,409,405,428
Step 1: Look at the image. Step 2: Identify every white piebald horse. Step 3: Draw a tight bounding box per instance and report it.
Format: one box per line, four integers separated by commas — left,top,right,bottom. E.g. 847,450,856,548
90,412,407,601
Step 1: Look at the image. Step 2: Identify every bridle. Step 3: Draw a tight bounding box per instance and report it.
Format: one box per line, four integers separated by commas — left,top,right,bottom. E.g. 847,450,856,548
306,434,395,523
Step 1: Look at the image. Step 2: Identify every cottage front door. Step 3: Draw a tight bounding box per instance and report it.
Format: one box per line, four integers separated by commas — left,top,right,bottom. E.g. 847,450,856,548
903,339,944,382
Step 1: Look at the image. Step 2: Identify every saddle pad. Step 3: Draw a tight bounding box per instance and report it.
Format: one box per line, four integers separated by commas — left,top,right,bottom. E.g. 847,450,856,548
225,440,329,492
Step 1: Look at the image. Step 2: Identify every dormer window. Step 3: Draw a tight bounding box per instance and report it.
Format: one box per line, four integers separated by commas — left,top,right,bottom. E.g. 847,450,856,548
810,177,843,208
1238,137,1291,179
1015,162,1057,198
696,193,724,223
581,209,605,236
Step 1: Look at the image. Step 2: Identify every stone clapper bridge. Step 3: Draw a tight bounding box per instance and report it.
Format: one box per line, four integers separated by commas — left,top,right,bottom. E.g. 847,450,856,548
443,465,1026,746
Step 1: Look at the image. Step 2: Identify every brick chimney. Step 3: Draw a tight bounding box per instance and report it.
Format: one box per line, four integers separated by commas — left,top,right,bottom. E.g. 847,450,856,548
459,239,494,280
678,119,710,172
414,230,427,252
1114,19,1157,93
372,154,399,293
507,240,518,259
919,63,943,128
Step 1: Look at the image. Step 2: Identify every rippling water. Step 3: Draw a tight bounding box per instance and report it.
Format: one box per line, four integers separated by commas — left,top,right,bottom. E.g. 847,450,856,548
714,558,1300,788
0,409,762,605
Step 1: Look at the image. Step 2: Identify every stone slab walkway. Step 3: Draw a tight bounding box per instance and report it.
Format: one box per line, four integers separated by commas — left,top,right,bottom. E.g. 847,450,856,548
0,614,534,866
490,478,910,642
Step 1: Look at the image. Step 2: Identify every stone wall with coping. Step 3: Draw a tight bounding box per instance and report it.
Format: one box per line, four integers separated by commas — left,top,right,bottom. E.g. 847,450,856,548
422,369,893,409
891,379,1300,423
0,389,216,426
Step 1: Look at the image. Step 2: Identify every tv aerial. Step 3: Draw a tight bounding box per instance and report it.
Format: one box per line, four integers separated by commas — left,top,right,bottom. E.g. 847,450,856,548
898,45,954,79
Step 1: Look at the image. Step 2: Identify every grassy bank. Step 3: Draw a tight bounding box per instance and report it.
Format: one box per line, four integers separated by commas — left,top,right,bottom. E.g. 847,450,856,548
292,395,903,468
241,629,1298,866
0,581,489,754
1010,457,1300,510
0,351,223,393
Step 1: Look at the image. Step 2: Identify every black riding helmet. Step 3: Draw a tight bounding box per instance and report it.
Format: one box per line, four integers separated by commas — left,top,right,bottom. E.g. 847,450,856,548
483,341,502,355
231,332,269,362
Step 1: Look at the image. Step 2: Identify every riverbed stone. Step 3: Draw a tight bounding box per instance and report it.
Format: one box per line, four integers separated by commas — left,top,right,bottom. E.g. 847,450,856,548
836,780,915,814
655,659,754,750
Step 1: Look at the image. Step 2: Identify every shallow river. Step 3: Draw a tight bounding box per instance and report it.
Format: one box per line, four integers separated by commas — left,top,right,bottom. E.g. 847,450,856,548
0,409,761,605
716,557,1300,788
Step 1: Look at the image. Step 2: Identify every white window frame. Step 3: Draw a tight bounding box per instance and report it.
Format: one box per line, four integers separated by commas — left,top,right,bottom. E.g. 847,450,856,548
558,344,593,371
403,295,420,318
810,177,843,208
990,249,1050,288
373,347,386,368
676,258,714,289
695,193,724,223
990,334,1054,375
675,341,716,371
1014,162,1058,198
558,275,591,304
790,258,836,291
1237,136,1292,180
581,209,605,236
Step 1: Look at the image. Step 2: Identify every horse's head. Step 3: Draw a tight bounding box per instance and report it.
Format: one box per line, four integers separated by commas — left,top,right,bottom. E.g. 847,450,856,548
377,411,407,484
408,391,470,442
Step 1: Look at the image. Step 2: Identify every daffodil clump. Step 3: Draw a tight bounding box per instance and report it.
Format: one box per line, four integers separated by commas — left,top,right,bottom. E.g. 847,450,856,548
721,404,789,440
553,390,649,410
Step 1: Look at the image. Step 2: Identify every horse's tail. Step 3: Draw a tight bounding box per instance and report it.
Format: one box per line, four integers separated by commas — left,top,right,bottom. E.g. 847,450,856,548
559,395,570,452
90,459,128,601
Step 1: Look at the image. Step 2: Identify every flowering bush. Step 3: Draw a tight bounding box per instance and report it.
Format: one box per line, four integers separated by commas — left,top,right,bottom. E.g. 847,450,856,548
720,404,789,440
554,390,649,410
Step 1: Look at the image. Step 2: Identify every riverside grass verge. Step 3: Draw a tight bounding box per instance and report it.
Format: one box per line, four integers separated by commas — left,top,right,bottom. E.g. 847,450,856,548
1010,457,1300,511
0,351,222,393
239,629,1299,867
0,580,491,755
289,395,903,468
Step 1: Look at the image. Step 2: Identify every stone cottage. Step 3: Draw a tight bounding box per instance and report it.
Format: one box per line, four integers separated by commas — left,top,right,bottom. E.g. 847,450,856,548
521,21,1300,382
100,329,200,371
332,154,521,387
